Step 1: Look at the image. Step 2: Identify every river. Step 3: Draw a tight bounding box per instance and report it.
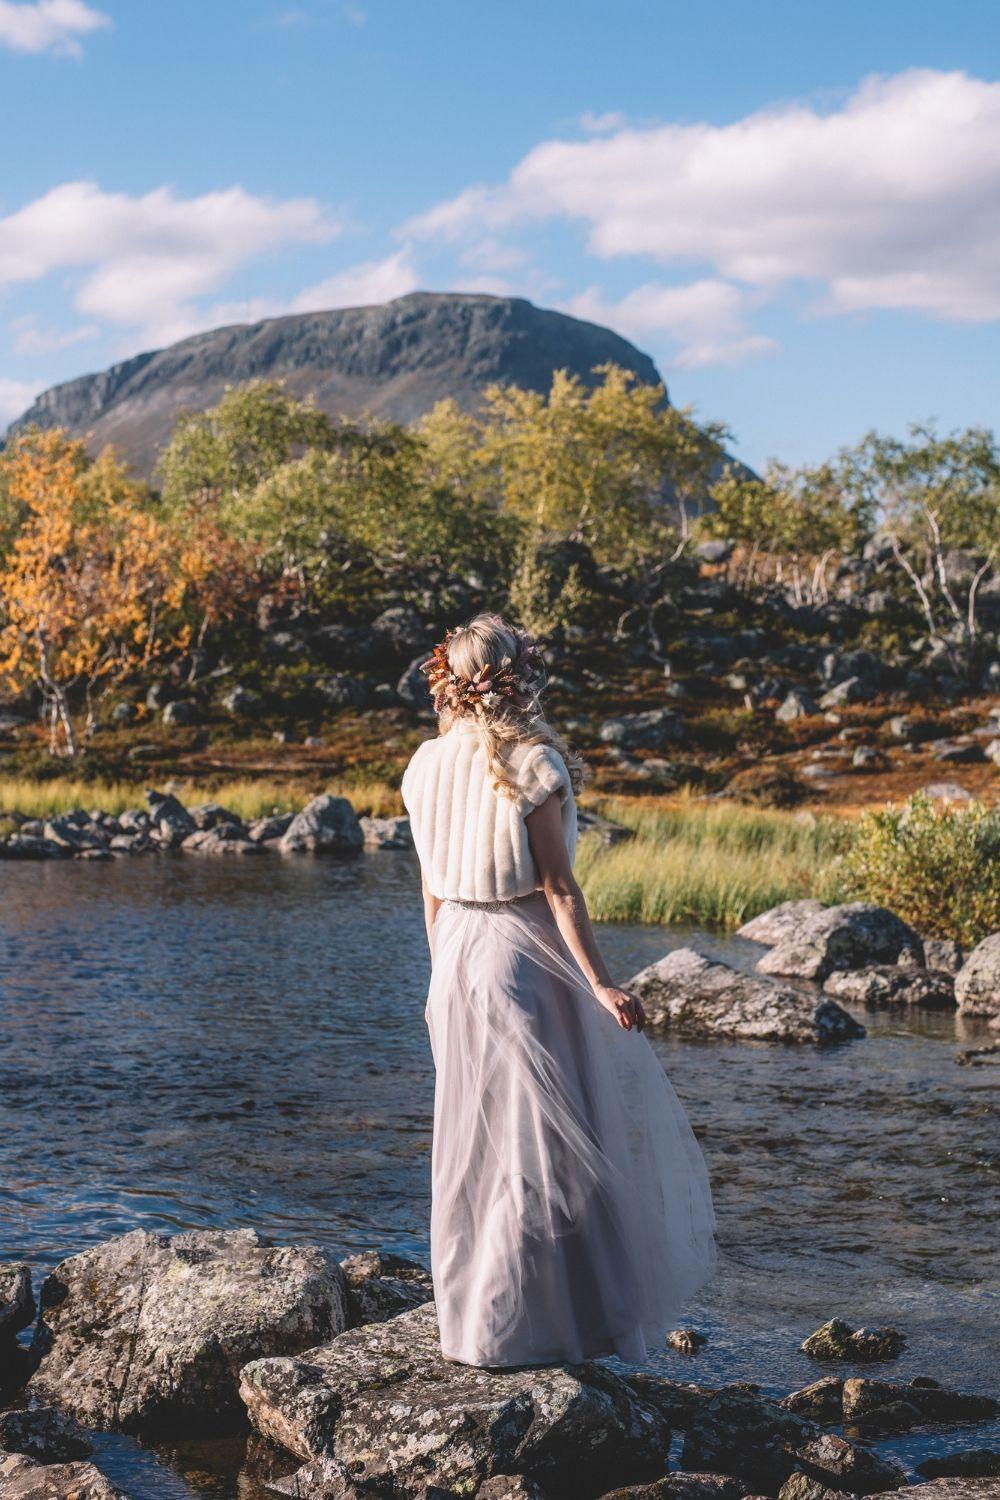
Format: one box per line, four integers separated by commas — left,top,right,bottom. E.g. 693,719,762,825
0,853,997,1496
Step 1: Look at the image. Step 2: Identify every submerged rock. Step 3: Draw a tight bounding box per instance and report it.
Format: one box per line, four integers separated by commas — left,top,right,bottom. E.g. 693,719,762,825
843,1376,998,1433
824,966,956,1009
338,1249,433,1326
0,1451,128,1498
801,1319,905,1363
0,1407,92,1463
756,903,923,982
29,1228,348,1436
358,815,413,850
954,933,1000,1024
667,1329,708,1355
239,1301,670,1500
629,949,865,1045
795,1432,906,1492
737,901,826,946
918,1452,1000,1479
279,795,364,855
680,1387,814,1490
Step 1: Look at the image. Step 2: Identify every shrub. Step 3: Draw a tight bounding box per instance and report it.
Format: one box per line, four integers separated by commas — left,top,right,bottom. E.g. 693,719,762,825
841,793,1000,946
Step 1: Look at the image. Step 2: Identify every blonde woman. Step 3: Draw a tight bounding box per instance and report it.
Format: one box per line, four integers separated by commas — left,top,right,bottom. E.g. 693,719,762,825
401,614,715,1368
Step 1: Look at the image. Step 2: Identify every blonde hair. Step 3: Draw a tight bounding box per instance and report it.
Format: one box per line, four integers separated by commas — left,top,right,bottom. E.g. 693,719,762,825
441,613,584,799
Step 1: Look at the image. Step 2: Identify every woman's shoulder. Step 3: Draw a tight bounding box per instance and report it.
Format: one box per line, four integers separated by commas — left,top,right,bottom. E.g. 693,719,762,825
507,740,571,813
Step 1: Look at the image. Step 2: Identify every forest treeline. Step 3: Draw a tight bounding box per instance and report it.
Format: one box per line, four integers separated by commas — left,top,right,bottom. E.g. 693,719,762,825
0,366,997,755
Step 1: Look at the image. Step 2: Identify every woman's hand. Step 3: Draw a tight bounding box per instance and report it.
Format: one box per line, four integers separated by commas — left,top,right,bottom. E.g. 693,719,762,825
594,983,646,1032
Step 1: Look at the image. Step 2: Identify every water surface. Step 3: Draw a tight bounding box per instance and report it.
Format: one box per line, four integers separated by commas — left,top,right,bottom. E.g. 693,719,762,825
0,854,997,1496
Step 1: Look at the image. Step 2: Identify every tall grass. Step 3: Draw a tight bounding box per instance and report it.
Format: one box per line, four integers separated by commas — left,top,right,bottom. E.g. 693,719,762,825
576,793,846,928
0,774,401,822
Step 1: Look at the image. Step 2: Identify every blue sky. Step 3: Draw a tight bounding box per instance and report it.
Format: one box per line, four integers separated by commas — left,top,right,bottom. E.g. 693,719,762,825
1,0,998,469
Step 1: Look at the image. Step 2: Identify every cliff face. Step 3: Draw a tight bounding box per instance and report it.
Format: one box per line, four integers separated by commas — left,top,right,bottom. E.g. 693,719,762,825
8,292,665,475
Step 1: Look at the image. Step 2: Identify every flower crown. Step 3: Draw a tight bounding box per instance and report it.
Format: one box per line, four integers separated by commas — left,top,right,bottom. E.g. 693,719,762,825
420,627,545,716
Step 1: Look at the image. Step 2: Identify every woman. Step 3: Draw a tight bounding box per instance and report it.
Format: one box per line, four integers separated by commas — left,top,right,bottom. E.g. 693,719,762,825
401,614,716,1368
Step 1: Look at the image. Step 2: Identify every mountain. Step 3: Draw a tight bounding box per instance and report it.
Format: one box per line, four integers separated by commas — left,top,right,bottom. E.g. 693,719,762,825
8,292,666,477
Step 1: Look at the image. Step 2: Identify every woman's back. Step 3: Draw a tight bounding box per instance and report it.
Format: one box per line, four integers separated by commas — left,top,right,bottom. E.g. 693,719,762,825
401,722,578,904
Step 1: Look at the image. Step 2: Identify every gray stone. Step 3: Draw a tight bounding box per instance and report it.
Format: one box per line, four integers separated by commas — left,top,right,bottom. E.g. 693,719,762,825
0,1451,128,1498
144,790,196,848
801,1319,906,1363
598,708,685,751
873,1484,1000,1500
795,1432,906,1492
780,1378,844,1422
628,949,865,1045
223,686,265,717
955,933,1000,1023
824,966,955,1009
0,836,69,861
338,1250,434,1327
279,795,364,855
599,1475,751,1500
181,825,262,856
29,1228,348,1436
776,691,819,723
41,817,105,853
851,745,883,770
757,903,923,982
576,809,635,846
0,1264,35,1340
0,1407,92,1463
316,674,371,710
923,938,965,975
247,812,295,844
145,681,172,709
396,655,433,711
162,699,196,727
370,604,428,657
188,803,241,831
932,739,986,764
696,539,735,566
736,901,827,947
776,1477,844,1500
680,1387,815,1490
358,815,413,850
667,1329,707,1354
819,677,870,709
843,1376,998,1433
985,738,1000,768
239,1301,670,1500
922,782,973,801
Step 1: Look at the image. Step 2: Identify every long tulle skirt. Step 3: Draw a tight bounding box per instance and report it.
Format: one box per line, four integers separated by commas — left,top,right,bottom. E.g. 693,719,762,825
425,892,717,1368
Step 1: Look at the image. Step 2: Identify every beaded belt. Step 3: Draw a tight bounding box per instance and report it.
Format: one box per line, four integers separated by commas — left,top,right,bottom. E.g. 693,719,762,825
443,891,540,913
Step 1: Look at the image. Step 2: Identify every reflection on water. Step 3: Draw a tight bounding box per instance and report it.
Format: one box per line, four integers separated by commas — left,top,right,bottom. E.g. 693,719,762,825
1,854,997,1496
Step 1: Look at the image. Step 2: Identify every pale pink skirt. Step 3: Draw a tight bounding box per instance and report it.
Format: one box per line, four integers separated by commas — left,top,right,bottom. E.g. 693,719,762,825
425,891,717,1367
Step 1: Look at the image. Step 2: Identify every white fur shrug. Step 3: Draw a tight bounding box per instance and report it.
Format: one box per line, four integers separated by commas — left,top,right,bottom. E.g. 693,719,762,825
400,721,577,902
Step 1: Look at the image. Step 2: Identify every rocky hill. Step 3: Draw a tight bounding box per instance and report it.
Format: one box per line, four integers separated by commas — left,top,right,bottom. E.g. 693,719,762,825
8,292,664,476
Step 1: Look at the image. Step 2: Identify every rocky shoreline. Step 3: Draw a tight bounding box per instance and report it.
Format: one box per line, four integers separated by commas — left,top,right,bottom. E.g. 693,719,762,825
0,1231,998,1500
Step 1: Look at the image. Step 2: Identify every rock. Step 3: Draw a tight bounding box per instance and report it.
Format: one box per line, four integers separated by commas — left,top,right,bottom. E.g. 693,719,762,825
223,686,265,717
680,1387,814,1490
181,825,263,856
145,681,173,709
737,902,827,946
396,655,434,711
370,604,429,657
780,1378,844,1422
824,966,955,1009
696,540,735,566
162,699,196,726
931,739,986,764
921,782,973,801
629,949,865,1046
338,1250,434,1326
29,1228,348,1435
0,1408,92,1463
599,1476,751,1500
316,674,372,710
923,938,965,975
800,764,838,783
0,1451,129,1498
756,904,923,982
801,1319,905,1363
851,746,883,770
358,815,413,850
41,816,105,853
874,1484,1000,1500
144,790,196,848
955,933,1000,1023
776,691,819,723
843,1376,998,1432
247,812,295,843
819,677,870,709
956,1042,1000,1066
576,809,635,846
0,836,69,861
0,1265,35,1341
188,803,241,830
668,1329,707,1355
795,1432,906,1492
239,1301,670,1500
478,1479,554,1500
279,795,364,855
918,1453,1000,1480
776,1478,844,1500
599,709,685,751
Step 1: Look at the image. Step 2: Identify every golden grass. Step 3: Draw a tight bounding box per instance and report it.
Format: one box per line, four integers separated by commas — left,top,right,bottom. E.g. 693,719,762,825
0,774,401,822
576,791,847,928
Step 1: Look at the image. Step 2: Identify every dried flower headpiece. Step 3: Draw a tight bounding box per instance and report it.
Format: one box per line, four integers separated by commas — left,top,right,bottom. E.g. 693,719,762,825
420,627,545,717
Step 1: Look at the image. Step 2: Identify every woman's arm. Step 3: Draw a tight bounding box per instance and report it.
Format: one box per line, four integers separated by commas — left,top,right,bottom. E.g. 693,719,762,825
421,872,442,954
526,793,645,1032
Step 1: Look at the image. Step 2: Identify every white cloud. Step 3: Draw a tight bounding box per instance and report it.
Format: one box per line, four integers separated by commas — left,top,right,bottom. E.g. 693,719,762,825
0,377,42,429
408,69,1000,325
563,279,779,369
0,0,110,57
9,316,99,354
579,110,626,135
0,181,337,347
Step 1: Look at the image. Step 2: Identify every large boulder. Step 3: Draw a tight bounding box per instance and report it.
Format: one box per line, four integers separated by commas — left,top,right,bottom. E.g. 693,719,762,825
338,1250,433,1326
0,1452,128,1499
598,709,684,751
0,1264,34,1341
842,1376,998,1433
239,1301,670,1500
278,795,364,855
598,1477,751,1499
396,654,434,711
756,903,924,982
144,790,195,848
358,815,413,850
628,949,865,1045
0,1408,92,1464
869,1484,1000,1499
736,902,827,947
954,934,1000,1024
825,966,955,1009
29,1229,348,1436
